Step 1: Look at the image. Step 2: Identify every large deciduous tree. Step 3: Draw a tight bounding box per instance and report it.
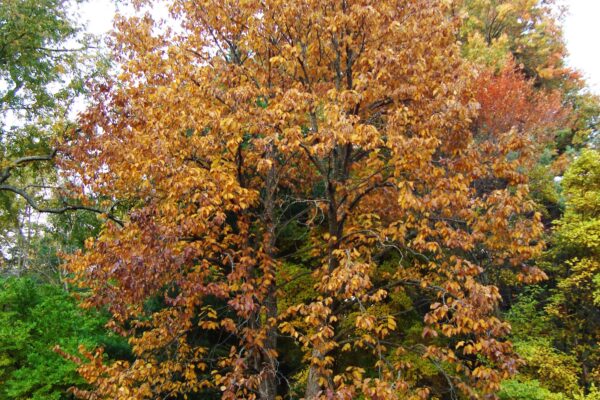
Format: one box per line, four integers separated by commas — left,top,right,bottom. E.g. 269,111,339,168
64,0,546,399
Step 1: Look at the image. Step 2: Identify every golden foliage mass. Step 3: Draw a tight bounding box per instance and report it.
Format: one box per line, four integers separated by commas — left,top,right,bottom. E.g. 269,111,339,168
62,0,548,398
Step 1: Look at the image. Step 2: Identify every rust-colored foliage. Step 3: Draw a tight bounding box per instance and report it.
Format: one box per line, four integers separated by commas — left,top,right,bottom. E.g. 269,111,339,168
470,60,568,201
474,61,567,147
62,1,547,399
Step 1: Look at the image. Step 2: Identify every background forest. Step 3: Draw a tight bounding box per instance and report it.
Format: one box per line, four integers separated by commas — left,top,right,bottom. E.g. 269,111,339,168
0,0,598,399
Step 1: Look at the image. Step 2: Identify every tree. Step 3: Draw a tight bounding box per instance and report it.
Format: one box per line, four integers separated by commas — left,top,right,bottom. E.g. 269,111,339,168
0,0,117,274
457,0,572,87
471,60,569,225
545,149,600,389
63,1,546,399
0,0,81,113
496,149,600,399
0,0,84,212
473,61,567,147
0,277,128,400
458,4,600,394
458,0,600,155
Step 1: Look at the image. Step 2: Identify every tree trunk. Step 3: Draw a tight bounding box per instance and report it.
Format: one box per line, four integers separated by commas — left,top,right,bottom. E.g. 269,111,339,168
305,349,325,399
258,289,278,400
256,145,279,400
304,143,350,399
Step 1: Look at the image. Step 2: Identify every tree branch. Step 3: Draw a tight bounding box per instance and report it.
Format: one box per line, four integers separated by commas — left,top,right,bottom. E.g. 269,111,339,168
0,150,58,184
0,184,123,227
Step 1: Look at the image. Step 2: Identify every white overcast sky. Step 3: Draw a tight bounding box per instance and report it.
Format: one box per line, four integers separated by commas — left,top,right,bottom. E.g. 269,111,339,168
562,0,600,93
77,0,600,94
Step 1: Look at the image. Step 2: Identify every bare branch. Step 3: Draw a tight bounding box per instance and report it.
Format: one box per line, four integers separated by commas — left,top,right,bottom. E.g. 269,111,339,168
12,150,58,165
0,184,124,227
0,150,58,184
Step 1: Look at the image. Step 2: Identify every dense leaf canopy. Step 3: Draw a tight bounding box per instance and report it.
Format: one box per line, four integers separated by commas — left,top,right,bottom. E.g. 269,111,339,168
0,0,598,399
62,0,553,398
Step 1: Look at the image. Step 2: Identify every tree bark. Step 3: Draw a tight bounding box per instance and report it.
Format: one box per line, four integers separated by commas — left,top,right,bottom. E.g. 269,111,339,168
304,143,347,399
257,144,279,400
305,349,324,399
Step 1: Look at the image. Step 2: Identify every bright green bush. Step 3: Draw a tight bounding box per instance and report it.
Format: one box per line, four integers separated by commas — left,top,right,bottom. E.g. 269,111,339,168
0,277,128,400
499,379,567,400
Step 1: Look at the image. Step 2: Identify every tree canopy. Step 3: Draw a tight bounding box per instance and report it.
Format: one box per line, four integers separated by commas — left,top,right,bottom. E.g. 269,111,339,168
62,0,556,398
0,0,598,399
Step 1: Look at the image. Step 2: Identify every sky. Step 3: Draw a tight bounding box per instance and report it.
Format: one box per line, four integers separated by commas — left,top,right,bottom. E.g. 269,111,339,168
562,0,600,93
78,0,600,94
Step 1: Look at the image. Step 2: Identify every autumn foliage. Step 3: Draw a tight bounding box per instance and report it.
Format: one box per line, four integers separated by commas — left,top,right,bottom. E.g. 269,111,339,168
474,61,567,148
60,0,559,399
